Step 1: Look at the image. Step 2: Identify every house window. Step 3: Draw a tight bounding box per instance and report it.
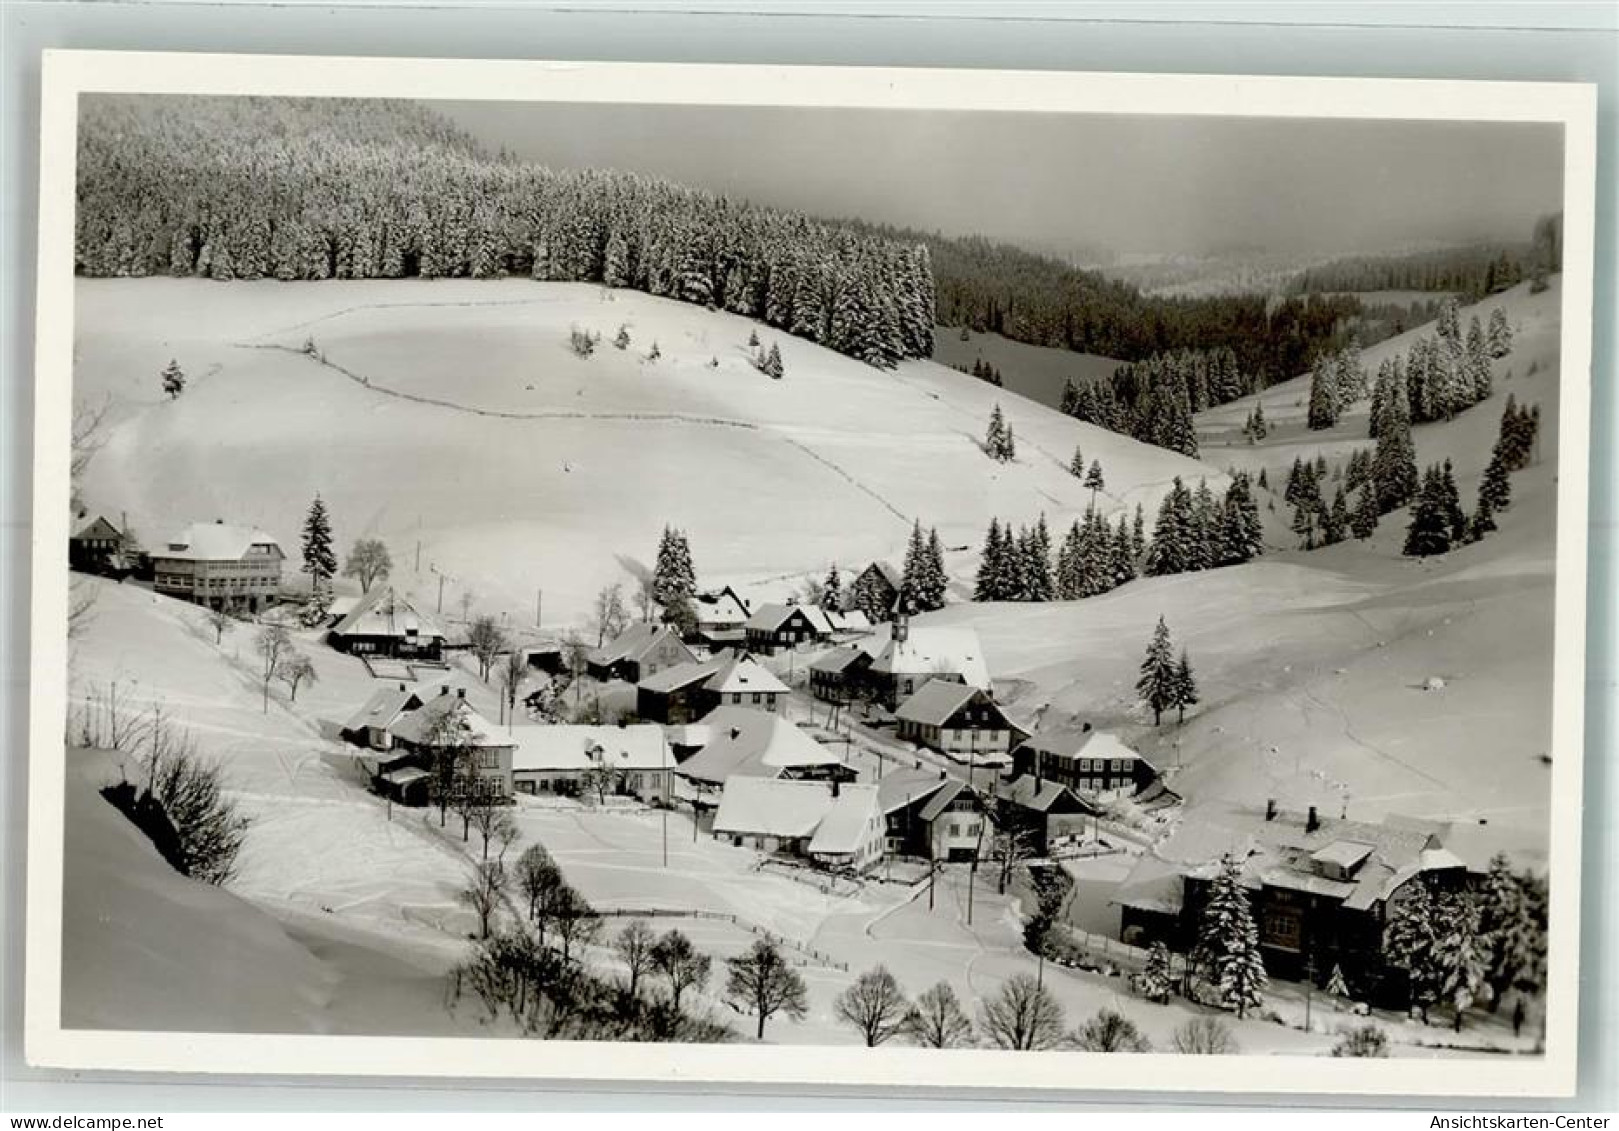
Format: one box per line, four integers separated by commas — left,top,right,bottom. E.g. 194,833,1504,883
475,750,500,770
752,692,761,705
1261,905,1303,952
1113,759,1125,772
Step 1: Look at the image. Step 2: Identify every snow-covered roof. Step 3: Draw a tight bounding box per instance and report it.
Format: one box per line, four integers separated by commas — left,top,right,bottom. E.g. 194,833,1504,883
744,603,818,634
330,586,443,642
809,645,869,676
72,515,121,540
511,724,671,774
694,587,750,626
389,692,509,749
1017,729,1150,768
860,561,902,589
340,685,422,735
702,656,789,696
588,622,684,668
1137,799,1458,913
894,679,983,727
158,521,284,563
866,624,991,689
674,707,843,785
876,767,950,815
808,785,881,856
638,652,729,693
995,774,1093,815
918,778,975,823
713,778,835,839
833,609,874,635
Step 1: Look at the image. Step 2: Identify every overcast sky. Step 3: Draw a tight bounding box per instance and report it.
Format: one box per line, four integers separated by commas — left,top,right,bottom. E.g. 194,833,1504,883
433,101,1562,260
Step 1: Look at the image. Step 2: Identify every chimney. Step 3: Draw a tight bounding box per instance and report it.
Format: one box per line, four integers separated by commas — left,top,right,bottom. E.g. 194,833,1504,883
1082,721,1092,733
1265,798,1278,822
832,778,841,799
398,682,407,692
1306,805,1320,833
893,612,909,644
441,685,451,696
456,688,466,699
730,726,741,740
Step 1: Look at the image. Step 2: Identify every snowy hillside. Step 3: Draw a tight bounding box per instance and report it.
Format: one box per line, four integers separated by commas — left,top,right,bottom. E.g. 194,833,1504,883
917,280,1563,862
77,278,1238,626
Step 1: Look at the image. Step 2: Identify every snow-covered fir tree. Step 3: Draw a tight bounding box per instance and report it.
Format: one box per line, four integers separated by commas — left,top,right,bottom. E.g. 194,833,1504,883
652,525,697,607
1307,353,1340,430
300,494,337,612
984,404,1014,463
1384,878,1441,1021
1431,889,1489,1031
160,358,186,399
1487,307,1513,359
1403,465,1454,558
1136,615,1178,726
1350,486,1380,540
1069,444,1085,478
1084,460,1105,504
1136,942,1175,1005
822,562,843,610
1145,478,1194,577
1172,647,1199,724
613,324,631,350
1325,963,1351,1001
1194,855,1268,1020
1372,375,1419,513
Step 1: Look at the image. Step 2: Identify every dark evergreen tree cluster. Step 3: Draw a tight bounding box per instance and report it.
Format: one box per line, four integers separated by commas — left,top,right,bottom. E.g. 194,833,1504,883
1060,353,1206,458
1402,461,1466,558
973,515,1061,602
1054,507,1136,600
857,224,1362,378
1391,297,1508,427
75,96,935,368
1240,400,1268,444
1137,616,1199,728
1288,241,1534,302
1305,337,1368,431
1143,474,1262,577
983,404,1016,462
1494,394,1541,474
1384,864,1547,1031
954,357,1004,386
898,521,949,614
1369,359,1420,514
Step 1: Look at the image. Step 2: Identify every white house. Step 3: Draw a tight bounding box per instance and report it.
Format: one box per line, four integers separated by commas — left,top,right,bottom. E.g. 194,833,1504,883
510,723,673,802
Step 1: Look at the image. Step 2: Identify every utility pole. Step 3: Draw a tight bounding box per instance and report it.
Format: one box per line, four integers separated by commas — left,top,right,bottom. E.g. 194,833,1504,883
415,541,421,573
535,588,542,629
437,571,445,613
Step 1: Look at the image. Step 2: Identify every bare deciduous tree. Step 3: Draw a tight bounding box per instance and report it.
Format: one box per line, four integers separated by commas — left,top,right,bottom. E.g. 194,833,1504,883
725,939,808,1040
204,599,239,645
255,623,291,713
276,651,318,702
497,648,527,726
1073,1008,1153,1052
978,974,1065,1051
137,705,250,885
467,614,506,682
905,981,975,1048
591,583,629,648
834,965,912,1047
342,538,393,592
651,929,712,1015
1171,1016,1239,1055
514,843,561,924
552,884,600,962
460,860,507,940
614,919,658,1003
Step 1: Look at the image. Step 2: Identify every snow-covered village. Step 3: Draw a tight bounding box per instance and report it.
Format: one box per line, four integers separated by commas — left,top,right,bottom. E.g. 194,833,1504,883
58,93,1565,1060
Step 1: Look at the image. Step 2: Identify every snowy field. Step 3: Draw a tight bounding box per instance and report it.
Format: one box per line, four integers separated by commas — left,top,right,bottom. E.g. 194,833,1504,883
76,278,1258,628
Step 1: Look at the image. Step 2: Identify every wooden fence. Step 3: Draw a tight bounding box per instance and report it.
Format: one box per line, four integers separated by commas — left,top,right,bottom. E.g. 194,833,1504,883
596,907,849,972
